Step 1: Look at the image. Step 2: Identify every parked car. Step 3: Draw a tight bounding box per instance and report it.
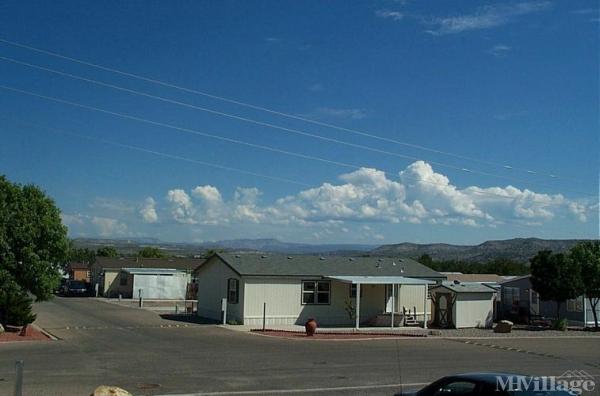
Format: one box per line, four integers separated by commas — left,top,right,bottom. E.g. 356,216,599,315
61,280,88,296
55,278,68,294
397,373,578,395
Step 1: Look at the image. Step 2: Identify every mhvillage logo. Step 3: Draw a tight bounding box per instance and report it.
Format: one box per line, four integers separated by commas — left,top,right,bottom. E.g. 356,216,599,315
496,370,596,395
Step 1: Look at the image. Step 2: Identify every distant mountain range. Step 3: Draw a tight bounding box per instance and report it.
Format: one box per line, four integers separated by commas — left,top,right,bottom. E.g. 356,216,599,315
72,237,592,262
370,238,591,263
71,237,377,256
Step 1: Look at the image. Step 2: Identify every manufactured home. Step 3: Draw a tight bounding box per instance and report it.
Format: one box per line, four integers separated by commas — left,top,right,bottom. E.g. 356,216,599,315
500,275,600,327
195,253,445,328
90,257,205,298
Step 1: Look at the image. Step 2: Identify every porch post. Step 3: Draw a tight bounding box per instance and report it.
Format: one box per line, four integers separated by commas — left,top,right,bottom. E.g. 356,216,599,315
390,284,395,329
423,284,428,329
355,283,361,330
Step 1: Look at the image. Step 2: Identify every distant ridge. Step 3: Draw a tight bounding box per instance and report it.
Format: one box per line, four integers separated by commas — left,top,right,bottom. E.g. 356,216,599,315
71,237,376,256
370,238,592,263
71,237,593,262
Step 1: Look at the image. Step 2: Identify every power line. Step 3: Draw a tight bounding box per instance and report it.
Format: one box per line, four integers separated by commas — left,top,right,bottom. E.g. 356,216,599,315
3,117,312,187
3,116,569,231
0,84,589,204
0,55,593,197
0,37,573,182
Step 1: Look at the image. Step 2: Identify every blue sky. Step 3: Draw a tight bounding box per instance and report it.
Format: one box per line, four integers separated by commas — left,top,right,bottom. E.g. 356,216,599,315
0,0,598,245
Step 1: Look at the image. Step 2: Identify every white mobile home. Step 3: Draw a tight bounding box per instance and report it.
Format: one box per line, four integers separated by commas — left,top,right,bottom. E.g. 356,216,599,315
195,253,445,328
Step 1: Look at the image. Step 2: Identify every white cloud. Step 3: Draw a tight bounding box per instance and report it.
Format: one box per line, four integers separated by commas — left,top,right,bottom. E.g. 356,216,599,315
139,197,158,223
91,216,127,237
375,9,405,21
158,161,591,230
424,2,551,35
308,107,368,120
487,44,512,58
61,213,86,226
167,189,196,224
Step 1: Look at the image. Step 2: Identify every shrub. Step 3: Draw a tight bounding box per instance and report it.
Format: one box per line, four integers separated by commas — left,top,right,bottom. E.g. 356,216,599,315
551,318,568,331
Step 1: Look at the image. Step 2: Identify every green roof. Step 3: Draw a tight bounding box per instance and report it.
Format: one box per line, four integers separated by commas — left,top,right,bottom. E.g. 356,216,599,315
215,253,444,279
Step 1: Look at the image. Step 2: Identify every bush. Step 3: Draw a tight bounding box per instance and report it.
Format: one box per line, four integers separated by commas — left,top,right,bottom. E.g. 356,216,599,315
0,281,37,326
551,318,568,331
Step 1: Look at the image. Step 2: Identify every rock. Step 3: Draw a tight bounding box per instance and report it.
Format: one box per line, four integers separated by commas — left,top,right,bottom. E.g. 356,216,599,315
494,320,513,333
91,386,132,396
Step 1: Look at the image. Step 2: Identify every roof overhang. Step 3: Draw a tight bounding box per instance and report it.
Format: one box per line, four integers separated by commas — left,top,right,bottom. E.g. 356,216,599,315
325,276,436,285
122,268,183,275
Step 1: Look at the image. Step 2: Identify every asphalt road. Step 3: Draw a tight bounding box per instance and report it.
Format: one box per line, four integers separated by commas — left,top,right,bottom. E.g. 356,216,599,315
0,297,599,396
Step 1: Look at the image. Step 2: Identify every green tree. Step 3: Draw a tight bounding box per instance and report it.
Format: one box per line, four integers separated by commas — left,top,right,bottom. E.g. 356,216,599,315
530,250,583,320
137,246,165,258
68,244,96,264
416,254,433,267
96,246,119,258
0,176,69,326
569,241,600,329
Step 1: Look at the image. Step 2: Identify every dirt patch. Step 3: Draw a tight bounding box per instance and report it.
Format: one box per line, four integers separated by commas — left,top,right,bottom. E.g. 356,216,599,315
251,329,427,340
0,325,52,343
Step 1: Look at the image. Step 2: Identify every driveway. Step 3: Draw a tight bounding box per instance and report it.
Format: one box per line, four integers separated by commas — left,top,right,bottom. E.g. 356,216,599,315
0,297,598,396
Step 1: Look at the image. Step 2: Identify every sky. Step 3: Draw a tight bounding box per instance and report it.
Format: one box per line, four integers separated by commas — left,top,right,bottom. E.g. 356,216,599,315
0,0,598,245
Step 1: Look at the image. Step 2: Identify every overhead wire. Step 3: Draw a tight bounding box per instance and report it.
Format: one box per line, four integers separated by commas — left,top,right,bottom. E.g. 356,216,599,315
0,54,594,197
0,37,575,182
0,87,586,204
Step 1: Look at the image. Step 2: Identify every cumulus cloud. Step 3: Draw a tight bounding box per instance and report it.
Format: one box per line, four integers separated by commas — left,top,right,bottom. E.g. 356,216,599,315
160,161,593,229
91,216,127,236
167,189,196,224
139,197,158,223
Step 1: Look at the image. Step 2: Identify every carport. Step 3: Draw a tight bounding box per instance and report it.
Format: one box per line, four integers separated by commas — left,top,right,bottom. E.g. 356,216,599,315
325,276,436,329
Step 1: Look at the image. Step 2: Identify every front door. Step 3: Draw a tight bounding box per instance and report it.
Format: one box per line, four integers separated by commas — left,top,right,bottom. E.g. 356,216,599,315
437,293,451,328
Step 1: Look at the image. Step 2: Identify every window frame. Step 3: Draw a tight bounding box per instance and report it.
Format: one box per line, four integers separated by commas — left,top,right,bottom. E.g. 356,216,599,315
301,280,331,305
227,278,239,304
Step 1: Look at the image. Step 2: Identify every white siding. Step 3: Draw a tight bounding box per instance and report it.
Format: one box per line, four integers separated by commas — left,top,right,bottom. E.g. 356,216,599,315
196,258,243,322
243,278,386,326
132,273,189,299
398,284,429,317
453,292,495,328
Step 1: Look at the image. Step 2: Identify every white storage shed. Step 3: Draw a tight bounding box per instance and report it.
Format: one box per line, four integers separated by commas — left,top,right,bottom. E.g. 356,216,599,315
431,282,496,329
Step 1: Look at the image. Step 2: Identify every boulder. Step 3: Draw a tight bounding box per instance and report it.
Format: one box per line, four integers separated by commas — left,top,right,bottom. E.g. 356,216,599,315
91,386,132,396
494,320,513,333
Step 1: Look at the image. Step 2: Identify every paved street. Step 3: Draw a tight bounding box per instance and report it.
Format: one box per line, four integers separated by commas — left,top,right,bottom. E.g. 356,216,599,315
1,297,599,396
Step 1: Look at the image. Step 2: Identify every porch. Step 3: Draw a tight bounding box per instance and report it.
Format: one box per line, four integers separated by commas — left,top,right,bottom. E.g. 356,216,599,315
325,275,436,330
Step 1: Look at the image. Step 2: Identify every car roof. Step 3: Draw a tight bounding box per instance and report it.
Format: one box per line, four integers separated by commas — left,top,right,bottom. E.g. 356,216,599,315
444,372,521,384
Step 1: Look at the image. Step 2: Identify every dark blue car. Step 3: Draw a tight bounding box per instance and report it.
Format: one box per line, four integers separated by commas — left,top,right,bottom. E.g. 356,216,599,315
398,373,578,395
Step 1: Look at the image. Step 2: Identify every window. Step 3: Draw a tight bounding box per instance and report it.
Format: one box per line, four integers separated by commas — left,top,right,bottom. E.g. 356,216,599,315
567,297,583,312
227,278,239,304
433,380,478,396
302,281,330,304
349,284,363,298
503,287,520,306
